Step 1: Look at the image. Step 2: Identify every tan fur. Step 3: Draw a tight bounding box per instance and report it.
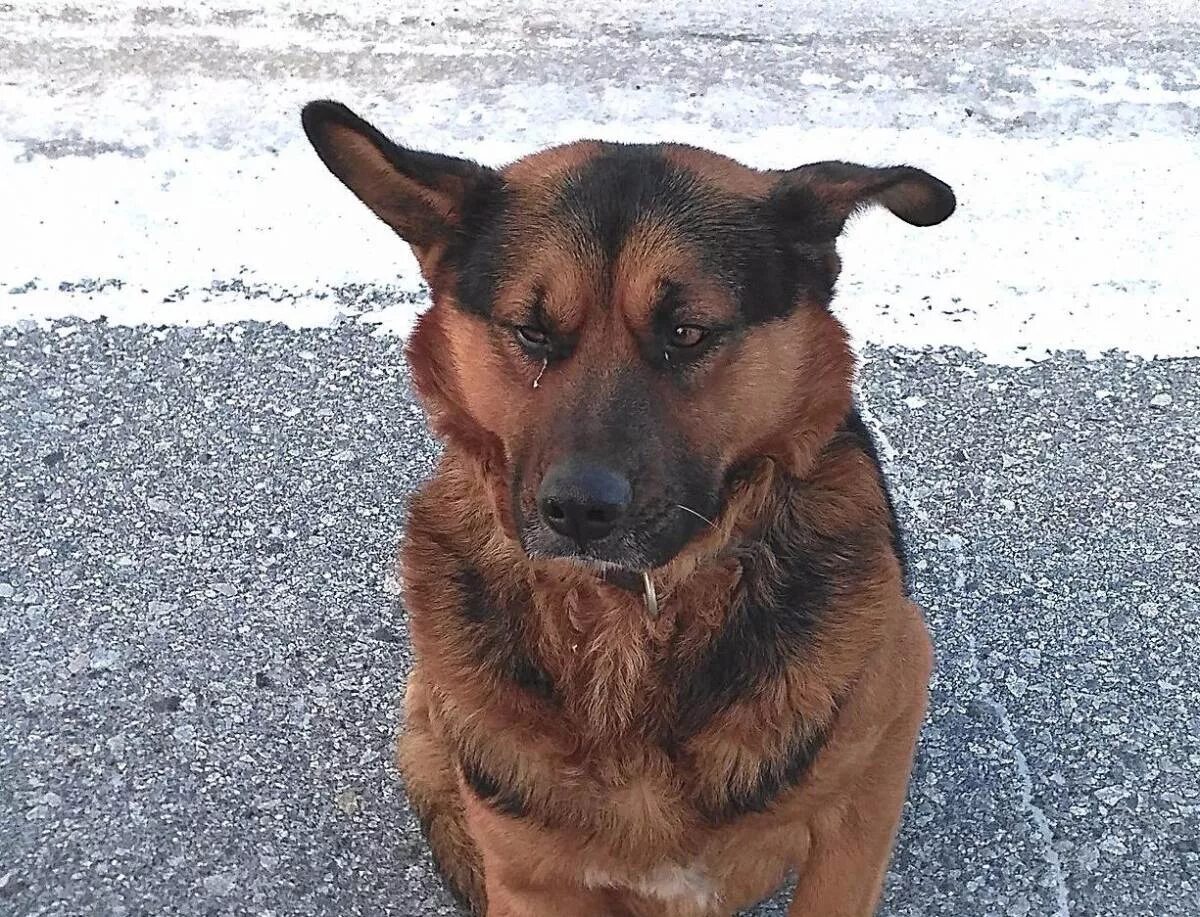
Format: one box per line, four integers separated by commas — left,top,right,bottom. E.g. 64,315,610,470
393,163,928,911
300,104,943,916
397,435,930,916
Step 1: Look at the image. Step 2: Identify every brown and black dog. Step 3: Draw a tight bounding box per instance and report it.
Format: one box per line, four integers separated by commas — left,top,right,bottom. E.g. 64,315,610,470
301,99,955,917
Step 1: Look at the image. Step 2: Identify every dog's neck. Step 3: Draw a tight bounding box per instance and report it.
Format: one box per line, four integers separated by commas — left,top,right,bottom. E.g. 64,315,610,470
437,411,886,746
464,461,781,743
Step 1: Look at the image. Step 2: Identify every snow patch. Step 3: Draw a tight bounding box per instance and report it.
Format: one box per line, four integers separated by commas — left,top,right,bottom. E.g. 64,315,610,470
4,125,1196,363
2,2,1197,363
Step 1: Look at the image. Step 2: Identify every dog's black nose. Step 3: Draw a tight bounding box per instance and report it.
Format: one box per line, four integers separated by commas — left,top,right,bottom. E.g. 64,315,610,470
538,459,632,544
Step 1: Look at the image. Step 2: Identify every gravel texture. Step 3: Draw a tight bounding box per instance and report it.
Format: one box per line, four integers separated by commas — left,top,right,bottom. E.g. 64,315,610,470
1,320,1198,916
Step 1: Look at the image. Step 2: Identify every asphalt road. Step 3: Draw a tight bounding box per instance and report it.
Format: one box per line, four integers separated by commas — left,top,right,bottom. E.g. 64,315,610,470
1,321,1197,916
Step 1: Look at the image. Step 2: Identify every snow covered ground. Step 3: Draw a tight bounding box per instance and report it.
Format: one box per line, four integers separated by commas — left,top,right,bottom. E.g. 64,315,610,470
3,0,1199,361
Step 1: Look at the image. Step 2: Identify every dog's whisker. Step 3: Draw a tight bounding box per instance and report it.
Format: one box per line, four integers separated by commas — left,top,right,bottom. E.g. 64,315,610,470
676,503,720,531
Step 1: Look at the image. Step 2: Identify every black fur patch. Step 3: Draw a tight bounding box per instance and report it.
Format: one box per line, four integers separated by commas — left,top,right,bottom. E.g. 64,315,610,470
447,174,513,319
837,406,910,588
701,719,834,822
459,756,529,820
452,566,556,702
451,144,839,324
556,149,697,263
673,490,872,739
554,144,831,324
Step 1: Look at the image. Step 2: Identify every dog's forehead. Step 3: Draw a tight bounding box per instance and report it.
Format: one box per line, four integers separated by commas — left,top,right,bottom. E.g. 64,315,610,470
500,140,605,187
458,141,803,327
496,141,775,279
501,141,771,201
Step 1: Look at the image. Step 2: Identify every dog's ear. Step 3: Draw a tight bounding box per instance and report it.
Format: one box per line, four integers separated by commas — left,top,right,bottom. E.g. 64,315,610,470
772,161,955,242
300,100,498,269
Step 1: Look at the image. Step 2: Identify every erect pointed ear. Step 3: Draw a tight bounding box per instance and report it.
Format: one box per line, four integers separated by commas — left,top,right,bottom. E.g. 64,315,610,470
300,100,499,269
772,161,956,241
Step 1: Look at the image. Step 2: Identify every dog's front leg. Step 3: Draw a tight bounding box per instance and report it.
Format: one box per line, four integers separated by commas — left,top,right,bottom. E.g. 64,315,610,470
481,874,624,917
460,783,626,917
787,612,932,917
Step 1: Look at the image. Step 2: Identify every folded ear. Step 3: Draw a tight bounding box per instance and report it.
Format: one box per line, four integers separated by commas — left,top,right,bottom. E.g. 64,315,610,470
773,161,956,241
300,100,498,266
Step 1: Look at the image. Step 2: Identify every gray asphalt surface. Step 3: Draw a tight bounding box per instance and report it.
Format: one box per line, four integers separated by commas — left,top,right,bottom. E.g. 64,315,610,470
1,320,1196,916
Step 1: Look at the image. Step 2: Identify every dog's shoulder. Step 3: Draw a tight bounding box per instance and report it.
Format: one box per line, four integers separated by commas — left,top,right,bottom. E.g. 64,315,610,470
831,405,909,585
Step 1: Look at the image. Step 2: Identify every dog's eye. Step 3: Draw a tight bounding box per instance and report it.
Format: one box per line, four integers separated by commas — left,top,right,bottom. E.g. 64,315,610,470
514,326,549,348
668,325,708,348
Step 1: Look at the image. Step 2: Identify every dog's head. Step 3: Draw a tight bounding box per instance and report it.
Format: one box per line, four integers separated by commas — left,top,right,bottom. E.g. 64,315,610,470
302,100,954,572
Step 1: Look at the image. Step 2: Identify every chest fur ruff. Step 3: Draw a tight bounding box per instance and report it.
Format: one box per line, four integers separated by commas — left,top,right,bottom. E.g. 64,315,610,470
582,862,720,910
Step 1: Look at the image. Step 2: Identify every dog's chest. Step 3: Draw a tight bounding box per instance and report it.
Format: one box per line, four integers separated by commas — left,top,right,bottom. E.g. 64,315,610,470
582,862,719,911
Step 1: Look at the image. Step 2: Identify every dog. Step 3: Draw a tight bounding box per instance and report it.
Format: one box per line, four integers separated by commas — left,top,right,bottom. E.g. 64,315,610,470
301,99,954,917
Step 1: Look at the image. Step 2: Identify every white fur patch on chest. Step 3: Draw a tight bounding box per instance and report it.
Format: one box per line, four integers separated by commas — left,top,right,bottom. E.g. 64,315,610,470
583,862,719,910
